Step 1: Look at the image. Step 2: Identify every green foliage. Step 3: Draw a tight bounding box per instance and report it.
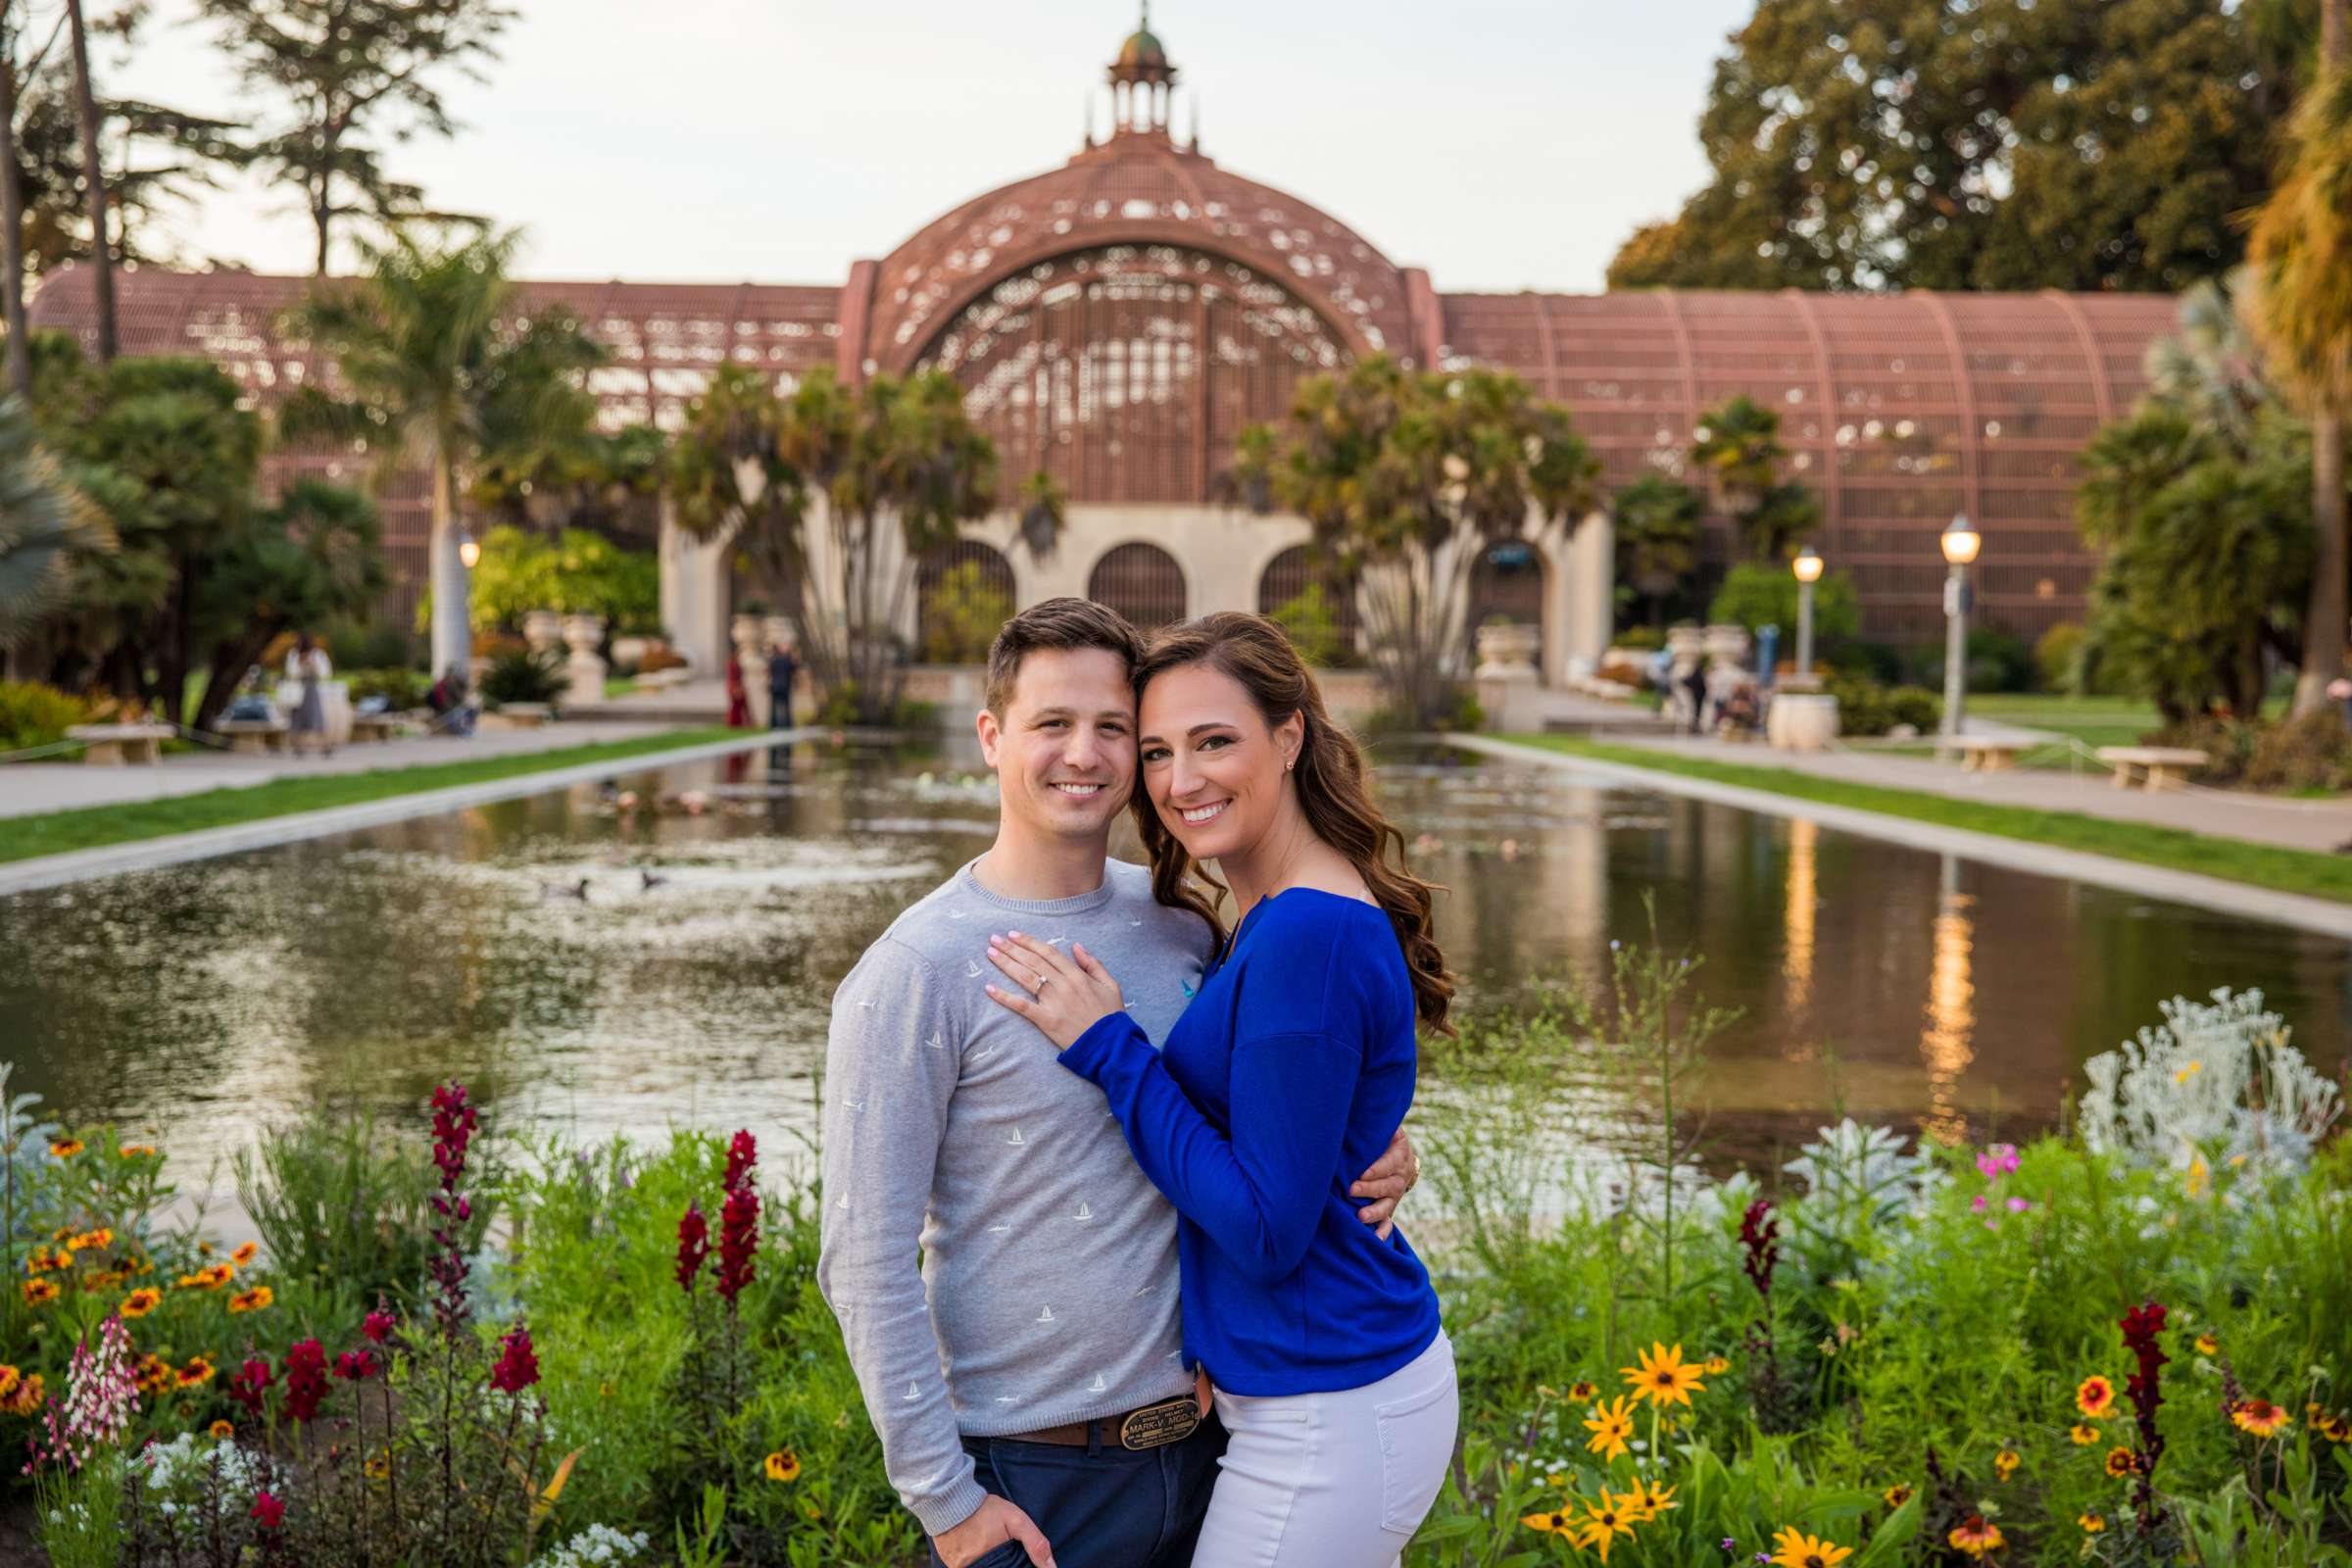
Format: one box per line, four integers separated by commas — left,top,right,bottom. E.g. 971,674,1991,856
478,647,567,708
0,395,113,650
462,525,660,634
1914,625,2040,697
919,560,1012,663
2035,622,2089,695
323,617,417,672
0,679,90,752
1234,356,1598,725
1825,674,1941,737
1609,0,2287,293
345,666,430,710
1268,580,1344,666
233,1111,494,1316
1707,563,1861,647
195,0,516,270
1612,473,1703,631
1690,397,1818,564
35,1446,124,1568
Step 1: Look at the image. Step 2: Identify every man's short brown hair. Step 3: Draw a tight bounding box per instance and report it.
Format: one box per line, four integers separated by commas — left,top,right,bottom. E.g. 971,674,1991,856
985,598,1144,715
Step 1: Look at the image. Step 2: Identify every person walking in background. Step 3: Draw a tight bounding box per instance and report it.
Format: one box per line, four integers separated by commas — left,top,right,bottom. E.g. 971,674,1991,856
767,639,801,730
723,646,752,728
286,632,333,757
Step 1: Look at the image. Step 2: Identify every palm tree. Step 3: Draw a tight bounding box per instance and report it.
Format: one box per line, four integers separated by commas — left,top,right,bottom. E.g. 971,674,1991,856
279,228,528,678
0,12,34,399
0,393,111,650
1612,473,1703,630
2247,2,2350,713
1690,394,1819,562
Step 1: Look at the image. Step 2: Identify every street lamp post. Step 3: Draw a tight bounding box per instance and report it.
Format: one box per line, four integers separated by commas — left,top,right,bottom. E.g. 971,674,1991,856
1791,545,1823,682
1938,514,1981,744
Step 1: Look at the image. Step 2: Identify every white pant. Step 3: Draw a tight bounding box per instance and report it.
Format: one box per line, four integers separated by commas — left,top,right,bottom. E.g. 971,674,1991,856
1191,1333,1457,1568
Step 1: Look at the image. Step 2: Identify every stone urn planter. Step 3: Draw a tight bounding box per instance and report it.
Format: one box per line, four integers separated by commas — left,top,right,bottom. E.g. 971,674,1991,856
522,610,564,656
1702,622,1752,670
562,613,608,709
1767,692,1841,752
1473,621,1541,682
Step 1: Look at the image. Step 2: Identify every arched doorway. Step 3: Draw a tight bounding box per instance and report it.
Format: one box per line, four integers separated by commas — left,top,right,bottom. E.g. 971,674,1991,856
915,539,1016,662
1088,542,1186,630
1256,545,1358,663
1467,542,1546,672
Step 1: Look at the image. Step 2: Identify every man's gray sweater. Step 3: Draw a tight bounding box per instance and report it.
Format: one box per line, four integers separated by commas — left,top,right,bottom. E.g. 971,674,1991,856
816,858,1215,1537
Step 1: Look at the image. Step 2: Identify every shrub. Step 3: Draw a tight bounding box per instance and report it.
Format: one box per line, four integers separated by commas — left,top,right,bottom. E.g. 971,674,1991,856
1705,562,1863,647
323,619,417,672
1824,673,1940,737
1914,624,2037,694
0,679,88,753
2242,708,2352,793
1268,581,1343,666
1611,624,1665,651
918,562,1011,663
344,667,430,711
2035,621,2086,693
478,648,567,708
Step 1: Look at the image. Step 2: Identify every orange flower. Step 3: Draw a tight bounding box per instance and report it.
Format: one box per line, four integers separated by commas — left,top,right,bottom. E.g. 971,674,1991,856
4,1374,45,1415
2192,1332,2218,1355
48,1139,82,1158
2231,1398,2290,1439
175,1356,217,1389
0,1366,18,1401
21,1279,59,1306
2105,1446,2137,1478
1883,1484,1914,1508
135,1354,172,1395
763,1450,801,1483
2320,1415,2351,1445
1993,1447,2020,1481
1566,1380,1597,1401
226,1285,273,1315
65,1228,111,1252
230,1242,259,1267
209,1419,233,1439
175,1263,233,1291
1947,1516,2004,1558
120,1144,157,1158
120,1287,162,1318
2080,1512,2106,1534
24,1247,67,1275
2078,1375,2116,1419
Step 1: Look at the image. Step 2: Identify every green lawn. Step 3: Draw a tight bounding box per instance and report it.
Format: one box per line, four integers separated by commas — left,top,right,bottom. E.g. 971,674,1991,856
0,725,738,866
1499,732,2352,905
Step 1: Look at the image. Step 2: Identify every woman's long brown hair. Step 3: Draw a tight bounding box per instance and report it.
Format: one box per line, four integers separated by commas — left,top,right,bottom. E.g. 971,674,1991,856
1131,612,1456,1035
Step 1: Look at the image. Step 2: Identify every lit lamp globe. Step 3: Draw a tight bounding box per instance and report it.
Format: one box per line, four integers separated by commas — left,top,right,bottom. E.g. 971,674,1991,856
458,534,482,570
1939,514,1982,566
1791,546,1824,584
1788,546,1825,691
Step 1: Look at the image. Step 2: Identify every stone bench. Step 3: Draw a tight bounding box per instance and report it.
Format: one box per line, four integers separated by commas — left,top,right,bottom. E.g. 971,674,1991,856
479,703,553,731
216,717,289,755
68,722,173,765
1950,734,2030,772
636,667,691,690
348,712,406,743
2096,746,2210,792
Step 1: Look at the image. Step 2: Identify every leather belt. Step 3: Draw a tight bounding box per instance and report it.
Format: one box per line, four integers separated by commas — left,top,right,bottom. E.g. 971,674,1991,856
1004,1395,1201,1451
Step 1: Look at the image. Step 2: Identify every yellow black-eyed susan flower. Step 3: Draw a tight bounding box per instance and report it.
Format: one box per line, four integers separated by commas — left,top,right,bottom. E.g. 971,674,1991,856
1583,1395,1637,1461
1883,1484,1913,1509
2071,1422,2099,1445
1621,1342,1704,1408
763,1450,802,1483
1770,1525,1854,1566
1993,1448,2020,1481
2080,1513,2105,1534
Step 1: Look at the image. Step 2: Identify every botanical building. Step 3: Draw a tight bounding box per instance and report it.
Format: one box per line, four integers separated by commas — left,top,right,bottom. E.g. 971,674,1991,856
29,19,2178,676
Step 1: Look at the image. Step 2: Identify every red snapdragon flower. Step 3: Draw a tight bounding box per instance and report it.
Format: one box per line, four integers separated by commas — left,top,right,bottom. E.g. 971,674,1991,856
1740,1200,1780,1298
250,1491,285,1530
333,1348,378,1382
2120,1300,2171,1531
226,1357,273,1416
716,1183,760,1303
280,1339,328,1424
362,1307,396,1345
675,1201,710,1294
723,1129,758,1194
489,1322,539,1394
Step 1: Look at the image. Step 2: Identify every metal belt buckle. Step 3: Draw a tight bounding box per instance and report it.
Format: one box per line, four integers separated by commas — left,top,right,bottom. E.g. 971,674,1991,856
1118,1396,1201,1451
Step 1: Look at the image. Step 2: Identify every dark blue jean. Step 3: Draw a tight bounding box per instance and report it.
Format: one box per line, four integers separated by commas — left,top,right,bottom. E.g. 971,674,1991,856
928,1414,1227,1568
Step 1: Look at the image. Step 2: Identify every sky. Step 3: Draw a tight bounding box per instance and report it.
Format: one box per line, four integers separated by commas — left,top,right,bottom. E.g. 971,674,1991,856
105,0,1757,294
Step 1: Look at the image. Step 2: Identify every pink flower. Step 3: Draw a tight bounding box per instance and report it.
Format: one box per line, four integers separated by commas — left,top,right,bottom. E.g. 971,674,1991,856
280,1340,328,1424
490,1322,539,1394
1971,1194,1989,1213
1976,1144,2020,1181
250,1491,285,1530
2006,1196,2033,1212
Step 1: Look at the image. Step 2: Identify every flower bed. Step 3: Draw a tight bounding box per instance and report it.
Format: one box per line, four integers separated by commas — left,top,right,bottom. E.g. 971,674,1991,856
1,982,2345,1565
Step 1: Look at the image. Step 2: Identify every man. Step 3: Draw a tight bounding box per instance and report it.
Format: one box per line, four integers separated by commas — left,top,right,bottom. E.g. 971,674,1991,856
767,639,801,730
818,599,1417,1568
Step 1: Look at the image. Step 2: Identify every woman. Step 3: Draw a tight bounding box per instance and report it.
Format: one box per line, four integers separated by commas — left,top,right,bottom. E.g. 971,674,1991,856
285,632,332,757
723,646,753,728
984,611,1456,1567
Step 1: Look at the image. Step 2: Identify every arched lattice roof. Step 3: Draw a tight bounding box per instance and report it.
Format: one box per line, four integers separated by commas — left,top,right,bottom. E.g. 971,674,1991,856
1440,289,2179,640
861,134,1414,375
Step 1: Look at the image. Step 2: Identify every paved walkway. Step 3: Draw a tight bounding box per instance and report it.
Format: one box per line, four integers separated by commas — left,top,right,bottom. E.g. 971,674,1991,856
0,719,687,820
1605,732,2352,855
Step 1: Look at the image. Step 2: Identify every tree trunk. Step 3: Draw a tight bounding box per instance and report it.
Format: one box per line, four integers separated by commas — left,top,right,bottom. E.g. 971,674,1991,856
63,0,113,362
427,446,470,679
0,24,30,402
2302,411,2350,712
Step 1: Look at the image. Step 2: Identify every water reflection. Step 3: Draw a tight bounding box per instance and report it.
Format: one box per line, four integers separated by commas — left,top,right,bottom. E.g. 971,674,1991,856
0,742,2342,1187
